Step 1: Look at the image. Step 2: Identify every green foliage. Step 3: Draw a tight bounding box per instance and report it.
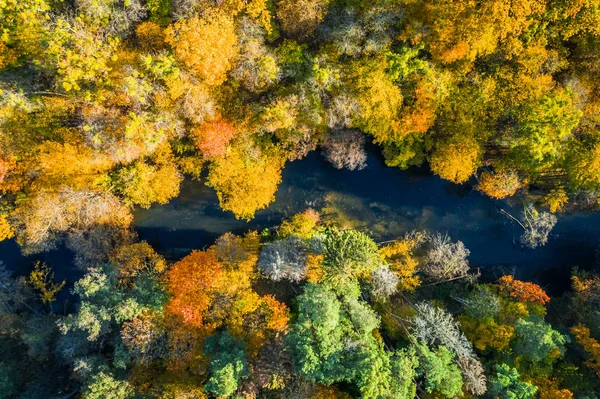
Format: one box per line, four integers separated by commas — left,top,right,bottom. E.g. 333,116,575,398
204,331,248,398
319,227,382,286
513,315,568,364
82,370,134,399
416,344,463,398
488,364,538,399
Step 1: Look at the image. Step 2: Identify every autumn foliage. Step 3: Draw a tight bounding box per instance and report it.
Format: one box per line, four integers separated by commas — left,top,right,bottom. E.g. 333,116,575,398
497,275,550,305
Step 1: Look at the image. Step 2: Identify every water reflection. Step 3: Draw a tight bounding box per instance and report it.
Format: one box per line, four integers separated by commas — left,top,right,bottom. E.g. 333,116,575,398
1,146,599,295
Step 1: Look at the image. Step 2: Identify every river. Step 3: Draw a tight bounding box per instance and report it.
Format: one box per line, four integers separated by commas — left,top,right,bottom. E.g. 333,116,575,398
2,146,599,294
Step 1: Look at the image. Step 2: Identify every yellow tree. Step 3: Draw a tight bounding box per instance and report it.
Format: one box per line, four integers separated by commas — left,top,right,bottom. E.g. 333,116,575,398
430,135,481,184
207,147,284,220
165,12,238,86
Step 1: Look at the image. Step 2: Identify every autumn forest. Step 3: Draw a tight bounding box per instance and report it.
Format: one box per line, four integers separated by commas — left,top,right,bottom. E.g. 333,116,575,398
2,0,600,397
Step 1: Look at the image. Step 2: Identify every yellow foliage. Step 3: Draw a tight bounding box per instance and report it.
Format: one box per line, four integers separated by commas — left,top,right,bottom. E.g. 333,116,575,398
118,160,182,209
477,170,523,199
278,209,321,239
165,12,238,86
207,147,284,220
379,234,424,292
27,261,65,304
459,315,515,351
352,62,404,143
136,21,167,51
430,135,481,184
36,142,113,189
276,0,330,38
0,215,14,241
535,377,574,399
545,188,569,213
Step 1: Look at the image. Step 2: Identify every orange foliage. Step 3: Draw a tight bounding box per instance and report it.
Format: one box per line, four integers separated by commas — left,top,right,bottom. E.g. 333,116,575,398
191,118,237,158
262,294,290,332
136,22,166,51
305,253,325,283
497,275,550,305
571,324,600,375
571,275,600,304
165,250,223,329
535,377,574,399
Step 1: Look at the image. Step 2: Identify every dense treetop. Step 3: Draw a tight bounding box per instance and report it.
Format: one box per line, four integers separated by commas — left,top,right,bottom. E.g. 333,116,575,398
1,0,600,253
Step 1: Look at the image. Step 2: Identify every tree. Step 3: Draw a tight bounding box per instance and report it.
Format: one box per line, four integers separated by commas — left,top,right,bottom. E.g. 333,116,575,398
518,205,557,249
319,228,382,286
412,302,474,359
165,11,238,86
422,233,471,282
14,188,132,254
204,331,249,398
82,370,134,399
497,275,550,305
164,250,223,330
570,324,600,376
207,147,284,221
416,344,463,398
190,117,237,159
276,0,330,39
488,364,538,399
512,316,567,364
26,262,65,304
258,236,308,282
117,160,182,209
322,129,367,171
477,170,523,199
429,135,481,184
278,209,321,239
231,18,280,92
109,241,167,283
121,312,166,365
370,265,399,301
509,89,582,173
379,234,424,292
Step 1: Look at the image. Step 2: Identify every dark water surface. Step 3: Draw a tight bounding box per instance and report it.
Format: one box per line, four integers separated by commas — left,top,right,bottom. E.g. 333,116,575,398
2,147,600,294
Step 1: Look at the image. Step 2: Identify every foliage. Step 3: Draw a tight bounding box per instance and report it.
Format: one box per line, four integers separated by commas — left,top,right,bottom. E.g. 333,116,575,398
26,261,65,304
207,147,284,221
204,331,248,397
165,12,238,86
497,275,550,305
488,364,538,399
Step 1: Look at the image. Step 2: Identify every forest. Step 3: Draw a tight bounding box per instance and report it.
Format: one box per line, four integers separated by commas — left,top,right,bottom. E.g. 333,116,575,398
2,0,600,397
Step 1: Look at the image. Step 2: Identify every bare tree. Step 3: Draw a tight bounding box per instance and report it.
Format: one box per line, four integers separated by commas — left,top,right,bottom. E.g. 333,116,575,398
14,188,132,254
370,265,399,301
499,204,557,248
422,233,470,282
326,94,359,129
457,355,487,395
519,204,557,249
323,129,367,171
258,237,308,282
412,302,474,359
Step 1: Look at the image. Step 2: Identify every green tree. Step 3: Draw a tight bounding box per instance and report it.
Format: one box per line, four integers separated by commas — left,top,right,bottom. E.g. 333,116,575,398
82,370,134,399
204,331,248,398
488,364,538,399
416,344,463,398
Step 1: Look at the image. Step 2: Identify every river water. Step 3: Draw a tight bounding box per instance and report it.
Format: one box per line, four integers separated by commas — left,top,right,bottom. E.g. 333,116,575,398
2,147,600,294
